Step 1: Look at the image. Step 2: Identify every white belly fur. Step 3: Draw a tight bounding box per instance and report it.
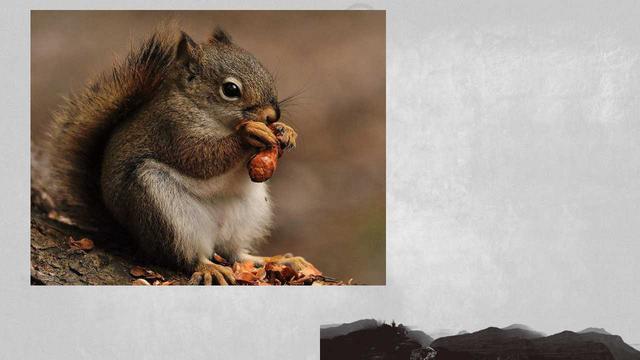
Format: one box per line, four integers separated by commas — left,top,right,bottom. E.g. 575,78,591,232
141,159,273,263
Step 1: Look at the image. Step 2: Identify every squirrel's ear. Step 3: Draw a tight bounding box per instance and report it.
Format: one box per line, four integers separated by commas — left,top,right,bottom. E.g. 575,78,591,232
209,27,233,45
176,31,200,64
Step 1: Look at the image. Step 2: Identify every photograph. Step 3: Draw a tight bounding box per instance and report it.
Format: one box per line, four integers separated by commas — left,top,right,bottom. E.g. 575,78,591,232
30,10,386,285
321,318,640,359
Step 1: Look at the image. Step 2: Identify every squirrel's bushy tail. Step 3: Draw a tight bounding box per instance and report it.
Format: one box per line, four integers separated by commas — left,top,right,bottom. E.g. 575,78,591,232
46,29,177,228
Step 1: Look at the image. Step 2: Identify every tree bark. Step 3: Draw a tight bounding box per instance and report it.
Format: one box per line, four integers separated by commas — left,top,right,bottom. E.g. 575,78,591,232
30,186,189,285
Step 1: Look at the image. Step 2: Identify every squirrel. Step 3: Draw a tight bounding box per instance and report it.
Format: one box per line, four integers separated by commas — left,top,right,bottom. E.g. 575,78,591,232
46,26,311,285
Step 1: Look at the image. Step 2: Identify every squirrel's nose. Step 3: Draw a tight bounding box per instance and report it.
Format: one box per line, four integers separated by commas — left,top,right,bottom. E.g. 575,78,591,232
256,105,280,124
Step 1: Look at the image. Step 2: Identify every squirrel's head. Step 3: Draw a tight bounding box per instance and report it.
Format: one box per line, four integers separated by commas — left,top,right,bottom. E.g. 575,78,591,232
170,28,280,128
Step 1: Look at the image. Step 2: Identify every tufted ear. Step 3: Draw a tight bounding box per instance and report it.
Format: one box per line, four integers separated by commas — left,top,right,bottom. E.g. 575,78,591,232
208,27,233,45
176,31,200,64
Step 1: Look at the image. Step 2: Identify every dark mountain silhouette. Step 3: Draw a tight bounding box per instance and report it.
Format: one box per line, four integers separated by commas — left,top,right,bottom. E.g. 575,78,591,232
431,327,640,360
321,321,436,360
581,328,613,335
432,327,542,359
321,320,639,360
534,331,640,360
320,319,380,339
407,329,434,347
502,323,546,337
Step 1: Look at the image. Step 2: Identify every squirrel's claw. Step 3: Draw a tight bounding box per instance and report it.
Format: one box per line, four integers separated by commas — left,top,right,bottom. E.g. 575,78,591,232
270,122,297,150
189,262,236,285
263,253,311,273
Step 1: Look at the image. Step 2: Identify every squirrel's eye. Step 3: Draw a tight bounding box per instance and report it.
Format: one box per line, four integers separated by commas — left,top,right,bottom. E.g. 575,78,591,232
220,78,242,101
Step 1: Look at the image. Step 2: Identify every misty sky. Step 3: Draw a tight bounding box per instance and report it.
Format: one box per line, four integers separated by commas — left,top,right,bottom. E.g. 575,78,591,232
324,0,640,346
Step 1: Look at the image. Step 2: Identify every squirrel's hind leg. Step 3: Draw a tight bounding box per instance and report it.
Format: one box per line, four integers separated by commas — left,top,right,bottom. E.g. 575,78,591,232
125,160,228,281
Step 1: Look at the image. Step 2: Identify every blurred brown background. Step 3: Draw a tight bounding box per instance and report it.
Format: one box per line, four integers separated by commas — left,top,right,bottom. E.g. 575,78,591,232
31,11,385,284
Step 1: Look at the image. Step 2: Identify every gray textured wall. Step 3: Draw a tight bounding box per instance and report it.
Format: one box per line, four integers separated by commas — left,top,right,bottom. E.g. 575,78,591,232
1,1,640,359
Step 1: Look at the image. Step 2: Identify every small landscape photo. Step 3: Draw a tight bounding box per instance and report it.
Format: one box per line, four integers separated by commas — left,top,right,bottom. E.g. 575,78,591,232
320,319,640,360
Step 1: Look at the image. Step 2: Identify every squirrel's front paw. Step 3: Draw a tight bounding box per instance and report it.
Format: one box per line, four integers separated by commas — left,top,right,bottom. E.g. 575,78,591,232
189,262,237,285
237,121,278,148
270,122,297,150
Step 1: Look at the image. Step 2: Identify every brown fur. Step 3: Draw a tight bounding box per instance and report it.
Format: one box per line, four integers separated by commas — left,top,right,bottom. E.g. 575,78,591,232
46,26,297,270
46,30,177,228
